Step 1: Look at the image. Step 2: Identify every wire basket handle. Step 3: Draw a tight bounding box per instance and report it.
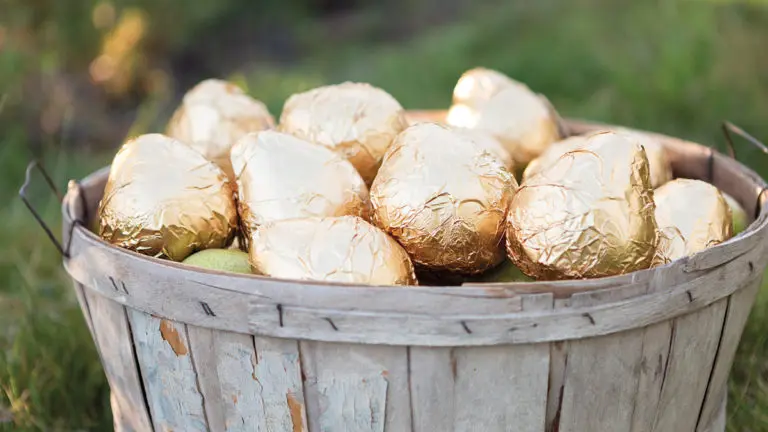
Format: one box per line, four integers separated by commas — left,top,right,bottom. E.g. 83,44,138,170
18,160,86,258
719,121,768,220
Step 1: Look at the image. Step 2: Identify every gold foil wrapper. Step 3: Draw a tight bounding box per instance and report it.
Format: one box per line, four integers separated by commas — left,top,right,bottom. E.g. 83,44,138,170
523,130,672,188
611,128,672,188
506,131,657,279
278,82,408,185
452,127,514,171
231,130,370,241
166,79,274,181
451,67,519,108
445,68,560,165
653,179,732,265
98,134,238,261
370,123,517,274
522,135,588,181
250,216,417,285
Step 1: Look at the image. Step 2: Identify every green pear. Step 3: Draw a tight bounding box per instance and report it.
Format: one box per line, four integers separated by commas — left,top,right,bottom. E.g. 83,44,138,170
722,192,747,235
182,249,252,274
466,259,534,283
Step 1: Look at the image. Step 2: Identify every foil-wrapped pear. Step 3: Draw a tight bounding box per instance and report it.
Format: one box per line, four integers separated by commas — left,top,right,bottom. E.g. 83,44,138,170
370,123,517,274
249,216,417,285
98,134,238,261
653,179,733,264
446,68,561,165
166,79,274,181
506,131,657,279
231,130,369,240
278,82,408,185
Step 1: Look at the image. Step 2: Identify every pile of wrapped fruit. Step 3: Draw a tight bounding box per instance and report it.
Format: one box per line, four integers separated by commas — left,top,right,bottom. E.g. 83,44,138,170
96,68,748,285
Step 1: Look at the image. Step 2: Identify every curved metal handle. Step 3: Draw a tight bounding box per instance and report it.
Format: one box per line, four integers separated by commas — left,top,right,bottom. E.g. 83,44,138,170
719,122,768,220
18,160,86,258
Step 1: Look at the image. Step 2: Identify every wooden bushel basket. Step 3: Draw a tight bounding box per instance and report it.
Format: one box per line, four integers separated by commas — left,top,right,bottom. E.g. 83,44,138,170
58,118,768,432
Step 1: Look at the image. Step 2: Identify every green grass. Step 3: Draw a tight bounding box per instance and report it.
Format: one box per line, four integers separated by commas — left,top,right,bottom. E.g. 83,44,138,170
2,0,768,430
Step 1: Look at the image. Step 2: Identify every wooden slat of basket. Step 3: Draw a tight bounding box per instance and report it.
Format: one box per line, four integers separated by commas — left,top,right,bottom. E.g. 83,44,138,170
84,292,153,432
127,312,208,431
652,300,728,431
696,278,761,431
299,342,410,432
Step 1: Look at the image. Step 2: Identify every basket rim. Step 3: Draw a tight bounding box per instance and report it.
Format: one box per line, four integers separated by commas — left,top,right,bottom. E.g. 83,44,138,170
58,118,768,345
64,117,768,292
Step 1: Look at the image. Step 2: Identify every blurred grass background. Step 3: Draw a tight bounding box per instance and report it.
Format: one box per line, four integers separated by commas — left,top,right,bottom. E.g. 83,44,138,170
2,0,768,430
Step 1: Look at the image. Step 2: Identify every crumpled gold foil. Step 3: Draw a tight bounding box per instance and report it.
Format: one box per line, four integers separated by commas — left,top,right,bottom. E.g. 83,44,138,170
166,79,274,181
506,131,657,279
278,82,408,185
452,127,514,171
231,130,370,242
653,179,732,265
611,128,672,188
522,135,588,181
249,216,417,285
98,134,238,261
370,123,518,274
445,68,560,165
523,130,672,188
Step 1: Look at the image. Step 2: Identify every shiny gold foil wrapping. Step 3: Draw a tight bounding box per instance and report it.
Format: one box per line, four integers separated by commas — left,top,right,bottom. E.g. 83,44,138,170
522,135,588,181
523,130,672,188
98,134,238,261
452,127,514,171
506,131,657,279
166,79,274,181
653,179,732,265
611,128,672,188
451,67,518,109
370,123,517,274
249,216,417,285
231,130,369,241
445,68,560,165
278,82,408,185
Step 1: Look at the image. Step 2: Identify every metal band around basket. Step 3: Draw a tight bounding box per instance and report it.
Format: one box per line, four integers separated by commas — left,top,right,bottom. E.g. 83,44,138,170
61,119,768,347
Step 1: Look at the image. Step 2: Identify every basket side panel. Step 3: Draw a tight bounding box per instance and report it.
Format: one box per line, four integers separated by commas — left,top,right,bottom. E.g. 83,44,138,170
556,328,645,432
408,347,454,432
84,291,153,432
72,281,96,338
452,343,550,431
186,327,308,432
127,310,207,431
299,342,410,432
651,298,728,432
628,321,674,432
696,276,762,431
452,293,552,432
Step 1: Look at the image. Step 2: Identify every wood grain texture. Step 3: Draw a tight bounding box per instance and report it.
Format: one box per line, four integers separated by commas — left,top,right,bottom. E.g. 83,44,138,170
64,227,762,346
185,326,226,432
185,328,308,432
628,321,673,432
408,347,454,432
72,281,96,339
696,277,762,431
300,342,410,432
557,293,644,432
127,310,208,431
85,293,153,432
652,299,728,432
453,294,552,432
557,329,644,432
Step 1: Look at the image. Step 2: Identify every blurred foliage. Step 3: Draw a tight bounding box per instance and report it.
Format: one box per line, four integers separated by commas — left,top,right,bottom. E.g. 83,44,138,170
2,0,768,430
